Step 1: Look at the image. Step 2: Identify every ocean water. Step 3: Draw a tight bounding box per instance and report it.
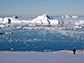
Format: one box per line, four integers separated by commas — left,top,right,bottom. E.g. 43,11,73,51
0,15,84,52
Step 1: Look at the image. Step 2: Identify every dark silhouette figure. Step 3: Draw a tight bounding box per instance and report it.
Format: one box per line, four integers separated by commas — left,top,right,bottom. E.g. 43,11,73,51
73,48,76,54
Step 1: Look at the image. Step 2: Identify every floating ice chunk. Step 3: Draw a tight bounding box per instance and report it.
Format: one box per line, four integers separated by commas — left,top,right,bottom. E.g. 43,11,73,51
62,15,65,18
11,48,14,51
5,32,13,34
65,15,70,18
29,24,36,27
17,26,23,29
72,16,79,18
62,15,70,18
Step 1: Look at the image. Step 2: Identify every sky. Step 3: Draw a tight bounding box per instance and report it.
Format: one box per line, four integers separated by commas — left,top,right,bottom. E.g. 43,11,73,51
0,0,84,15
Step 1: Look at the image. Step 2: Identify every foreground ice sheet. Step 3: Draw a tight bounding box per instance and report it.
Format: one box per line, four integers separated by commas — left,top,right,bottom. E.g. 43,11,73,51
0,51,84,63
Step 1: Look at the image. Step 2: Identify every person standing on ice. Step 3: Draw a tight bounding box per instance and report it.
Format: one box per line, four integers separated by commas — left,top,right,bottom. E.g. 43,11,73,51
73,48,76,54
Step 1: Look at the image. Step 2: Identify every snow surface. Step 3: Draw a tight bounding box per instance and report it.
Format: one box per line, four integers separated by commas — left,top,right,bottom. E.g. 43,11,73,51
0,51,84,63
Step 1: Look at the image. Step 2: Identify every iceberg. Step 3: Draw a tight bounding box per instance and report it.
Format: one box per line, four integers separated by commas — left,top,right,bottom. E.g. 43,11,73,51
31,14,59,25
2,16,31,24
72,16,79,18
62,15,70,18
2,17,17,23
31,14,50,25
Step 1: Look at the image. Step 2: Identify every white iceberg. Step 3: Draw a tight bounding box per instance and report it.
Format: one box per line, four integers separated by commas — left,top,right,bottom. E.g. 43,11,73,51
31,14,50,25
62,15,70,18
31,14,60,25
72,16,79,18
2,16,31,24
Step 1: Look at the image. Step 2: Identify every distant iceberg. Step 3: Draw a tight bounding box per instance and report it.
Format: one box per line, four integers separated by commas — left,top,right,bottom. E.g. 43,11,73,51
31,14,59,25
31,14,50,25
1,16,31,24
72,16,79,18
62,15,70,18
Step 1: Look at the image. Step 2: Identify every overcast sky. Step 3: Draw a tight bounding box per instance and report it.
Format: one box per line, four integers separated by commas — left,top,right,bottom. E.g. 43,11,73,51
0,0,84,15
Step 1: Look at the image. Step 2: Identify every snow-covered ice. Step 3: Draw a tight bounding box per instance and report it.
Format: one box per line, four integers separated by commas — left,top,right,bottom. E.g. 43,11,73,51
0,51,84,63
